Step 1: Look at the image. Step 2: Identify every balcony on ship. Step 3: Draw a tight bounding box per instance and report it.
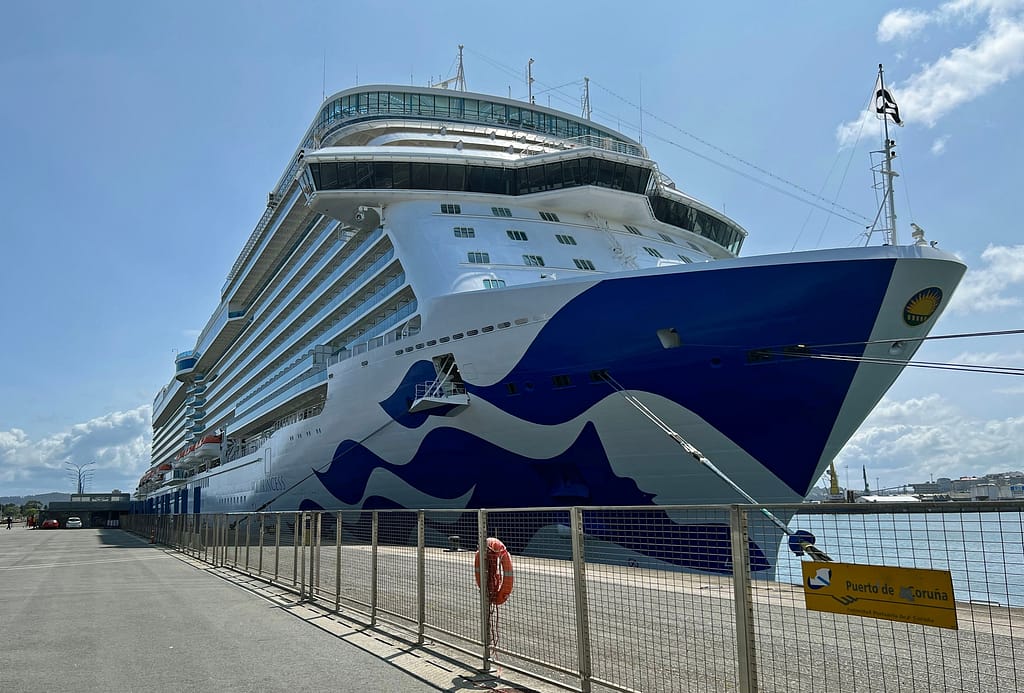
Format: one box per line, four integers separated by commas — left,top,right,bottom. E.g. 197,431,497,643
174,350,200,381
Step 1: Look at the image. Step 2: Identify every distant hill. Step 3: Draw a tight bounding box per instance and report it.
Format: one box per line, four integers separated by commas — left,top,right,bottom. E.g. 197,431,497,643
0,492,70,506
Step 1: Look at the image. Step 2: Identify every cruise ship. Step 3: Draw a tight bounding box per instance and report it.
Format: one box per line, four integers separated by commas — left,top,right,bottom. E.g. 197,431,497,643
137,73,965,572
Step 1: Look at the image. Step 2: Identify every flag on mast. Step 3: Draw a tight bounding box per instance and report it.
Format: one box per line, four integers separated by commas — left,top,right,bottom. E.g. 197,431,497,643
874,75,903,125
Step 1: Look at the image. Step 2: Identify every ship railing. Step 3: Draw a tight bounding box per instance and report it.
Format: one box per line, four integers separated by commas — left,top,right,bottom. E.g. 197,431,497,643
124,501,1024,693
414,380,465,399
555,134,647,158
325,300,418,367
224,402,326,463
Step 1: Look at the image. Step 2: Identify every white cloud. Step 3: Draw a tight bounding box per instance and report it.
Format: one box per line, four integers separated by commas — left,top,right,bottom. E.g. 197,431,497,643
878,8,934,42
837,0,1024,146
837,394,1024,486
0,406,151,496
931,134,951,154
950,349,1024,365
947,244,1024,313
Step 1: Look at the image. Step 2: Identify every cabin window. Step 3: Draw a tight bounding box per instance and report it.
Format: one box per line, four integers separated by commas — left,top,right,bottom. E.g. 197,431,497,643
440,203,461,214
540,211,560,222
467,251,490,264
659,232,675,244
555,234,576,245
624,224,642,235
552,374,573,388
492,206,512,217
483,279,506,289
506,229,528,241
677,254,693,263
453,226,475,238
573,258,596,270
523,255,545,267
643,247,663,258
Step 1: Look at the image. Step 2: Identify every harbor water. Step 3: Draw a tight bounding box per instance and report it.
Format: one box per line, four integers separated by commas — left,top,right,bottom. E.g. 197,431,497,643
775,508,1024,607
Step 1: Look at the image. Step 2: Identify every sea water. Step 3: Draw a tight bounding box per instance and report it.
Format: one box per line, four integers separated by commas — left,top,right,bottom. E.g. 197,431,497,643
771,510,1024,608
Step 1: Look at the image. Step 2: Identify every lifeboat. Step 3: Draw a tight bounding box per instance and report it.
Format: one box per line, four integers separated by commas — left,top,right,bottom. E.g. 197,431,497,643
193,435,221,462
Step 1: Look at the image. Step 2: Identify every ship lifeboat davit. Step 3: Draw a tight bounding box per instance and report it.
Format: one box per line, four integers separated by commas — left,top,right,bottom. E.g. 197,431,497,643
193,434,221,462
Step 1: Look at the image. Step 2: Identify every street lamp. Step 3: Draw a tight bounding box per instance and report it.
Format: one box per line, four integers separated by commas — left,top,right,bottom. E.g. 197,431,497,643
65,461,96,495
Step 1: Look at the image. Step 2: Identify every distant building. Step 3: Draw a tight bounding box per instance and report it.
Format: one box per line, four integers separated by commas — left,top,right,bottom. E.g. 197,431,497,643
855,494,921,504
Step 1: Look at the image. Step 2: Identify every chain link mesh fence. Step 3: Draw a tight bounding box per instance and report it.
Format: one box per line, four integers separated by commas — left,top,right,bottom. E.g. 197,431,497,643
124,502,1024,693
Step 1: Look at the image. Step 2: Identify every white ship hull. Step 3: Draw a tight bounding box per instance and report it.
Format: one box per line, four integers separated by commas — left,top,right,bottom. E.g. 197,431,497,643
140,243,963,572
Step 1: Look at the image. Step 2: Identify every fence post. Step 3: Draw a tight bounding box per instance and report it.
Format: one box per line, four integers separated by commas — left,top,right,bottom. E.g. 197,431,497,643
292,512,300,586
313,512,321,595
370,510,379,627
274,513,281,582
245,514,252,572
233,516,241,567
477,508,491,673
416,510,426,644
730,505,758,693
258,515,265,576
335,511,342,613
299,512,308,600
570,507,593,693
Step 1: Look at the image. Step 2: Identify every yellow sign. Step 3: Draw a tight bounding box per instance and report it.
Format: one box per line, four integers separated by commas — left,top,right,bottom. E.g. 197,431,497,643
802,561,958,630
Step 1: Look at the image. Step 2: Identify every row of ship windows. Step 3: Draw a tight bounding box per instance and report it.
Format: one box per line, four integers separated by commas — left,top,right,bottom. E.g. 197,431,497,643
314,90,631,150
442,203,559,222
466,249,692,268
310,157,652,198
505,370,611,394
466,252,597,270
446,206,700,251
394,317,533,356
309,159,744,255
454,225,691,253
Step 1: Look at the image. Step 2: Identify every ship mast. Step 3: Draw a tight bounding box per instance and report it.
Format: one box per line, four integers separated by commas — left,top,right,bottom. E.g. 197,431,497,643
878,64,898,245
430,45,467,91
581,77,592,120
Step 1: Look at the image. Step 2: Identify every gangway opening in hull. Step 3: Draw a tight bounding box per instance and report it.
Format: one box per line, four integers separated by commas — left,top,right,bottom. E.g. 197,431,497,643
409,353,470,412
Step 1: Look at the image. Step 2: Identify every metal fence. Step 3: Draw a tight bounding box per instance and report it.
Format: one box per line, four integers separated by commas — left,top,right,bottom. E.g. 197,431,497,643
123,502,1024,693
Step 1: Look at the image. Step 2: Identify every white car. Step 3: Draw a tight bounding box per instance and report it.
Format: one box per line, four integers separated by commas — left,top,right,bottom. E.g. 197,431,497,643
65,517,83,529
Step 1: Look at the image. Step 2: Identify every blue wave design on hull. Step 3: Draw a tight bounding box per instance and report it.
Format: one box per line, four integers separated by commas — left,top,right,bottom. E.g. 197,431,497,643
307,423,768,573
378,259,896,496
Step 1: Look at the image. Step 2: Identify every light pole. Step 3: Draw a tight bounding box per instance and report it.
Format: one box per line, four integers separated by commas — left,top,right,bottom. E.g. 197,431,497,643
66,461,95,494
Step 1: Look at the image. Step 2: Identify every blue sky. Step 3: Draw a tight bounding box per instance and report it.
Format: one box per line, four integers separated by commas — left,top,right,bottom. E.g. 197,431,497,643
1,0,1021,496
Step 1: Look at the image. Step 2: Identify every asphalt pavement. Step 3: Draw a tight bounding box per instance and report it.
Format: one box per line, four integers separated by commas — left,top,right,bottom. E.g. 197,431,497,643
0,525,449,692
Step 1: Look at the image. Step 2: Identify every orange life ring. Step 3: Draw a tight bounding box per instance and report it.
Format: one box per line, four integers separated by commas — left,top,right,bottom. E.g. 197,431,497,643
473,536,514,605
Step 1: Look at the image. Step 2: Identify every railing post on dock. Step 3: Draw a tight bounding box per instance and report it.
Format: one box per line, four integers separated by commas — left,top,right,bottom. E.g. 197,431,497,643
730,505,758,693
416,510,426,644
258,515,265,576
334,512,342,613
292,512,300,586
570,507,593,693
477,508,491,673
232,516,240,567
274,513,281,582
370,511,379,627
245,514,252,572
299,512,308,600
312,512,321,595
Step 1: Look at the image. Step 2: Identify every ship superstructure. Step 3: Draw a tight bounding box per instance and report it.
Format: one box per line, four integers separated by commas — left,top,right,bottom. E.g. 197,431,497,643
138,76,964,572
